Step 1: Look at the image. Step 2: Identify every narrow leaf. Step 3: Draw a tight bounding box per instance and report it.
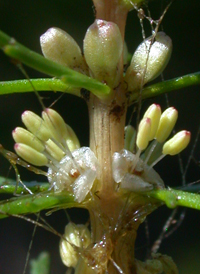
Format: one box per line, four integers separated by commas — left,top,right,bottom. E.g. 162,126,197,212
0,79,80,97
129,72,200,103
0,30,110,98
0,190,76,219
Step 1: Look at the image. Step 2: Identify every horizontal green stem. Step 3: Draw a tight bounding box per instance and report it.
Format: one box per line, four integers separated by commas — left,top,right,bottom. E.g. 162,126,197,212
130,72,200,103
0,190,76,219
146,188,200,210
0,79,80,96
0,30,110,98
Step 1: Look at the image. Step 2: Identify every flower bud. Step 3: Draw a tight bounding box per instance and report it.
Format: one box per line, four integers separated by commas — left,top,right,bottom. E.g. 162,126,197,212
59,223,91,268
22,111,51,142
124,125,136,151
143,104,161,140
42,108,68,143
40,27,87,73
136,117,151,150
66,125,80,151
83,19,123,87
12,127,45,152
155,107,178,143
162,130,191,155
42,109,80,151
125,32,172,91
14,143,48,166
45,139,65,162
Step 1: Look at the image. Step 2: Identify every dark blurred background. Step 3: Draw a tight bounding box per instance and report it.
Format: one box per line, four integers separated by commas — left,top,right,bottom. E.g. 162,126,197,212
0,0,200,273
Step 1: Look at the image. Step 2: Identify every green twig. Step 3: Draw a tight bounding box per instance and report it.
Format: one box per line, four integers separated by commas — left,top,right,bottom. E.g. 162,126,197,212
0,190,76,219
129,72,200,103
0,79,80,97
0,30,111,98
146,188,200,210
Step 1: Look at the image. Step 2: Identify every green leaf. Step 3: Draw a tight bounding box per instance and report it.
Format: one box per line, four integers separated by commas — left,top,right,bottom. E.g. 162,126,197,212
0,79,80,97
129,72,200,103
0,176,49,194
0,190,77,219
0,30,111,98
30,252,51,274
145,188,200,210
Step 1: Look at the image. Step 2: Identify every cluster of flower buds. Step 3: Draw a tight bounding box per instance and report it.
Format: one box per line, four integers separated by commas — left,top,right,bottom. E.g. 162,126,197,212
40,19,123,89
125,32,172,91
59,222,91,268
112,104,191,192
12,109,99,203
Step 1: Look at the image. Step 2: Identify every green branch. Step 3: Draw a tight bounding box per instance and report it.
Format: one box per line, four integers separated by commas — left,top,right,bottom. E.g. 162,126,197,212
0,190,76,219
0,79,80,97
146,188,200,210
0,30,110,98
130,72,200,103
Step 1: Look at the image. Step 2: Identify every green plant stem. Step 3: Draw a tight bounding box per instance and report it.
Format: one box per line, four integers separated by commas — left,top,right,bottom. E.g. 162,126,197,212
0,190,76,219
146,188,200,210
129,72,200,103
0,30,110,98
0,79,80,96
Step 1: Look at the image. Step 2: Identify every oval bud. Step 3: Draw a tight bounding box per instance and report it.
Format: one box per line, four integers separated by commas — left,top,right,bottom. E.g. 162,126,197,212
59,223,91,268
22,111,51,142
125,32,172,91
40,27,87,73
12,127,45,152
136,117,151,151
45,139,65,162
124,125,136,151
162,130,191,155
83,19,123,87
143,104,161,140
14,143,48,166
155,107,178,143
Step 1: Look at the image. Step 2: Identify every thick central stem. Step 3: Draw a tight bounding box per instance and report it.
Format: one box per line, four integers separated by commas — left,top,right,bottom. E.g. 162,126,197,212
89,95,126,198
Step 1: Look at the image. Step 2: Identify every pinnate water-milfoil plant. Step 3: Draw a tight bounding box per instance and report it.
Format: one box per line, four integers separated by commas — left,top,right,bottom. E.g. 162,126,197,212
0,0,200,273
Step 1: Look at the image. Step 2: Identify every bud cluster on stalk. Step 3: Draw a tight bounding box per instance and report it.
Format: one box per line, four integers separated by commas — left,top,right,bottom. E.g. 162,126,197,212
40,19,123,90
12,108,99,203
112,104,191,192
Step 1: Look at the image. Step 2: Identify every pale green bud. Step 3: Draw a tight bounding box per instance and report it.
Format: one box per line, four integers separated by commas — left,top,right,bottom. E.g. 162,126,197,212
22,111,51,141
42,109,80,151
83,19,123,87
12,127,45,152
42,108,69,144
143,104,161,140
136,117,151,150
155,107,178,143
45,139,65,162
40,27,87,73
59,223,91,268
124,125,136,152
162,130,191,155
125,32,172,91
66,124,80,151
14,143,48,166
